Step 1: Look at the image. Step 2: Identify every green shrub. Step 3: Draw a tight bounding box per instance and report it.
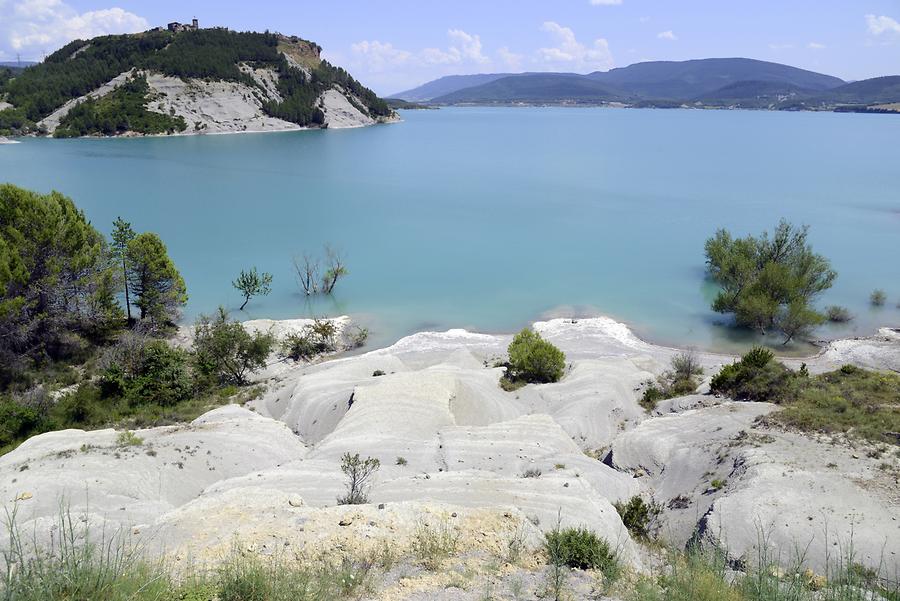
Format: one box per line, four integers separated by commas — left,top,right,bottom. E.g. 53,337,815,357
98,363,128,398
194,308,275,386
640,385,665,411
281,318,342,362
640,351,703,411
344,325,369,349
544,526,618,576
506,329,566,384
0,399,46,449
709,346,796,403
741,346,775,369
52,383,106,426
825,305,853,323
116,430,143,447
870,289,887,306
772,367,900,445
614,496,661,540
281,332,319,361
125,341,192,407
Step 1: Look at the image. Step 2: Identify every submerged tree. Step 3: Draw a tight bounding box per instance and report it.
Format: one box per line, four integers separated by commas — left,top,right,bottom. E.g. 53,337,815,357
292,245,348,296
292,253,319,296
322,245,347,294
232,267,272,310
126,232,187,327
704,219,835,344
110,217,136,322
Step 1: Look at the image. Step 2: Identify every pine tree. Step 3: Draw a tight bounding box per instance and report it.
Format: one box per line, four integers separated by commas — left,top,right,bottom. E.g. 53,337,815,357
111,216,135,322
126,233,187,327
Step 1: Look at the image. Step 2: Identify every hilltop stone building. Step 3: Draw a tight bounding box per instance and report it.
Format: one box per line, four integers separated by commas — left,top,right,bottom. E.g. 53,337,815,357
167,19,199,33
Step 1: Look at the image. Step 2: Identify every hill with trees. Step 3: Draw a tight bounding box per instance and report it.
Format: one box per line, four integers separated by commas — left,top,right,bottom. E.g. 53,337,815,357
400,57,900,112
431,73,624,104
587,57,844,99
0,29,395,137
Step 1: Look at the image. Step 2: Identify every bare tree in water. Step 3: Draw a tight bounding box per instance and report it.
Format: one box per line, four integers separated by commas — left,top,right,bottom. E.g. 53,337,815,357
292,253,319,296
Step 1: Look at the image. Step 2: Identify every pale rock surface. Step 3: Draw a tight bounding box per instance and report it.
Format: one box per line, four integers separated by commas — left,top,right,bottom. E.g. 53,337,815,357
146,73,301,134
320,87,375,128
611,402,900,572
1,316,897,580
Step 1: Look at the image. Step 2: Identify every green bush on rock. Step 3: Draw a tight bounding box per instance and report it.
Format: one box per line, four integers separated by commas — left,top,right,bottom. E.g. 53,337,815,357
710,347,900,445
615,496,661,540
545,526,619,576
504,329,566,385
194,308,275,386
640,351,703,411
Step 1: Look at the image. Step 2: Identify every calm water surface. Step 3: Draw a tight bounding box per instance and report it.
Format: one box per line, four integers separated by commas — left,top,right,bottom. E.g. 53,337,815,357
1,107,898,352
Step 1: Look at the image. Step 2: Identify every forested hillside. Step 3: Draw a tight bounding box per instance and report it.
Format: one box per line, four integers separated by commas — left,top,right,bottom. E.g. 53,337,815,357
0,29,392,136
403,57,899,111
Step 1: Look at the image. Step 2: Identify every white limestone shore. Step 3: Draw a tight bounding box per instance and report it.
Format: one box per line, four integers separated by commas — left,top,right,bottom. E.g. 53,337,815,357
1,316,897,587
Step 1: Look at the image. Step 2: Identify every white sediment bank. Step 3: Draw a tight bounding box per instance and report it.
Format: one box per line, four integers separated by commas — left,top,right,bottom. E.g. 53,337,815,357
1,316,897,579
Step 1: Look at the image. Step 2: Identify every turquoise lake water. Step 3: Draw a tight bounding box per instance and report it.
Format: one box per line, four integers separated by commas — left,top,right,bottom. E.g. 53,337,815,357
1,107,899,352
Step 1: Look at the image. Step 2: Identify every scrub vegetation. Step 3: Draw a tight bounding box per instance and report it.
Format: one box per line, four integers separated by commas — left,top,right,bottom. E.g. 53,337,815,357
712,347,900,445
641,351,704,410
0,184,273,453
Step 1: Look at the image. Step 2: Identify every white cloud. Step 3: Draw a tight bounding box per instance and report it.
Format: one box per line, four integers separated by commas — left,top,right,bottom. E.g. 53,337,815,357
768,43,794,50
349,40,412,71
349,28,498,93
537,21,613,70
1,0,148,58
497,46,523,70
807,42,826,50
865,14,900,35
447,29,488,64
590,0,622,5
657,30,677,41
351,28,488,70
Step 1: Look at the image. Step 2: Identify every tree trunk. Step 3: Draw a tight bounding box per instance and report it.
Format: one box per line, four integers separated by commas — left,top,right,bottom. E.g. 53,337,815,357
239,296,249,311
122,257,132,322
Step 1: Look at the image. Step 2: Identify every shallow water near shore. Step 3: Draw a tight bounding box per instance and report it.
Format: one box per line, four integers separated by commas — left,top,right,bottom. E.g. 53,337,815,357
1,107,899,353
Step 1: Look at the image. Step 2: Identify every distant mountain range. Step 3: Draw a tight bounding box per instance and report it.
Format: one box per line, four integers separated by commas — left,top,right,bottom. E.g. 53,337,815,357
391,58,900,112
0,61,37,70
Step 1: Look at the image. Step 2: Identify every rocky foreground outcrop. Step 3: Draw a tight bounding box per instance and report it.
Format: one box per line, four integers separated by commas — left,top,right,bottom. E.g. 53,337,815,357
1,318,897,587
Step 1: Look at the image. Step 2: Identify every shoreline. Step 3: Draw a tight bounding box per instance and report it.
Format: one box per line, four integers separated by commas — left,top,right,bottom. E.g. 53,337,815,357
3,116,401,142
247,311,900,370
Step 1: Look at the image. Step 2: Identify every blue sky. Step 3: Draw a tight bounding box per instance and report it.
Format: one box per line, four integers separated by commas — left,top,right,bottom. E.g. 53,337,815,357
1,0,899,94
